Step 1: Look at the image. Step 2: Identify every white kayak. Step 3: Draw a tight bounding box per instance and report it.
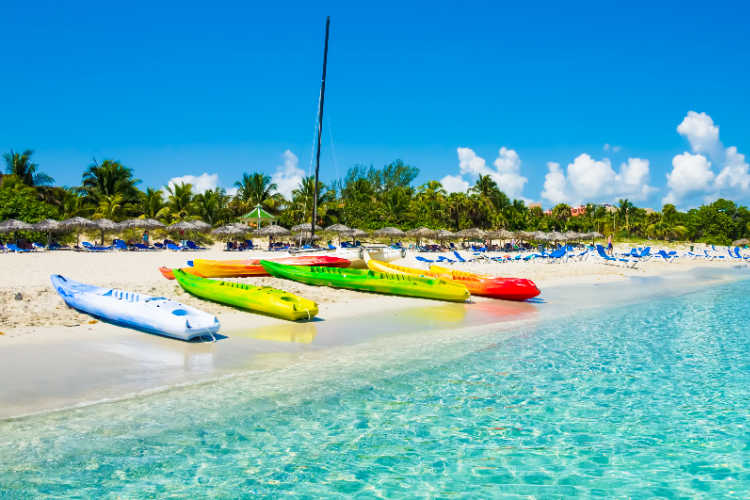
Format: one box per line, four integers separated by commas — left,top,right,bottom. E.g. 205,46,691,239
50,274,220,341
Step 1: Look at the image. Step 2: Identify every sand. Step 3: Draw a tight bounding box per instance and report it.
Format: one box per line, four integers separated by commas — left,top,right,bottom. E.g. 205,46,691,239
0,243,742,337
0,243,747,417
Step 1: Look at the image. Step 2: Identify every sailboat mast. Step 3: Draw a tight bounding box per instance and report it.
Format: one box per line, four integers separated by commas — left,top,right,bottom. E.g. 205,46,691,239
311,16,330,241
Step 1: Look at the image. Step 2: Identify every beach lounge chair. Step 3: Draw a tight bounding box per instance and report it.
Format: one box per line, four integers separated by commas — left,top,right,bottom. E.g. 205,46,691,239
32,242,46,250
436,255,455,263
185,240,206,250
113,239,129,251
596,245,636,267
167,243,184,251
6,243,32,253
81,241,112,251
453,250,467,263
416,256,435,263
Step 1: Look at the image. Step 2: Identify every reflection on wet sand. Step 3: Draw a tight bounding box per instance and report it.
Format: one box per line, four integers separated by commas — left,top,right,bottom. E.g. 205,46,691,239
245,323,317,344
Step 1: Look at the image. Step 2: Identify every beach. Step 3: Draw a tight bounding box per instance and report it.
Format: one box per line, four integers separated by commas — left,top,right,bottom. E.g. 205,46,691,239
0,244,746,419
0,243,739,338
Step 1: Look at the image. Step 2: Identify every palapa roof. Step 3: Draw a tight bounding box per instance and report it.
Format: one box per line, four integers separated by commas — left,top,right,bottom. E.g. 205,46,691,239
406,227,437,238
94,218,118,230
0,219,34,232
325,223,351,233
60,216,96,228
291,223,323,233
257,224,291,236
32,219,62,232
374,226,405,237
455,227,486,239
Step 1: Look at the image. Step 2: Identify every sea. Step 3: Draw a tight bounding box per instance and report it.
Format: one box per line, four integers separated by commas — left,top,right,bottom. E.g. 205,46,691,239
1,273,750,498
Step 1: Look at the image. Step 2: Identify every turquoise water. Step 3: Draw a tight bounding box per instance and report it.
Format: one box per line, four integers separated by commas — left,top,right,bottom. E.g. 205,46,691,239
2,279,750,498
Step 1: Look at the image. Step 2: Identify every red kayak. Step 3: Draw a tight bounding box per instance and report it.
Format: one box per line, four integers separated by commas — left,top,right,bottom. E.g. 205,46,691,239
160,256,350,279
429,264,540,301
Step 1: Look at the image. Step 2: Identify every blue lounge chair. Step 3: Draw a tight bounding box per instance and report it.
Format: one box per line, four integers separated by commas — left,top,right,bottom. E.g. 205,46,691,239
81,241,112,251
113,239,129,251
436,255,455,263
185,240,206,250
167,243,184,251
32,242,46,250
453,250,466,262
416,256,435,263
328,244,336,250
596,245,636,266
6,243,32,252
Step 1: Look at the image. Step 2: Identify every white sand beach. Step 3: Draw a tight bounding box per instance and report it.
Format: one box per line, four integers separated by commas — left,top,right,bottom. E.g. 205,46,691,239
0,243,747,418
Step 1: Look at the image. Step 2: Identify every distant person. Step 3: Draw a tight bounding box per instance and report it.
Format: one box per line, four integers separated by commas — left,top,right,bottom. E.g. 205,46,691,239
607,234,613,256
143,230,149,246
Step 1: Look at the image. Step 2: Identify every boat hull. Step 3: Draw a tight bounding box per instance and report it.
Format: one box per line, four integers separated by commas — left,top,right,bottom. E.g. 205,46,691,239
260,260,469,302
172,269,318,321
50,274,220,340
189,256,350,278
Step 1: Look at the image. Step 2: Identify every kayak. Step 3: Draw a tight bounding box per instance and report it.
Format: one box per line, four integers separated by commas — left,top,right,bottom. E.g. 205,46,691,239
187,255,350,278
260,260,469,302
50,274,220,341
366,259,540,301
159,266,205,280
430,264,540,301
171,268,318,321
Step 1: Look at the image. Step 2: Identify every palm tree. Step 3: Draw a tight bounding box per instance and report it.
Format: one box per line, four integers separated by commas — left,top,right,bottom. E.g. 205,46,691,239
234,173,281,208
142,188,167,220
81,159,140,207
291,176,334,224
617,198,635,233
165,182,194,221
194,188,230,226
95,194,124,220
3,149,54,186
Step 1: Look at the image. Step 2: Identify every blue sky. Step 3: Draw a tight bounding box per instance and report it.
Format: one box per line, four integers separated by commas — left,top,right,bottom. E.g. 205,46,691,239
2,0,749,208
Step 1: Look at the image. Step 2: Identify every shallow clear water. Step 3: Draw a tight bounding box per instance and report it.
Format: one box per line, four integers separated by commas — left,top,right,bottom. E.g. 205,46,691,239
2,279,750,498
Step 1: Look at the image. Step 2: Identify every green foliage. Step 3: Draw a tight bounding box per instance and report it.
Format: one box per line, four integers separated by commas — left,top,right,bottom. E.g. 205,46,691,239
3,149,54,186
3,149,750,244
0,175,59,226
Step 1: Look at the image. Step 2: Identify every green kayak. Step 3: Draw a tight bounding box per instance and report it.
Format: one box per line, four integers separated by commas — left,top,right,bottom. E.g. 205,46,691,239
172,268,318,321
260,260,470,302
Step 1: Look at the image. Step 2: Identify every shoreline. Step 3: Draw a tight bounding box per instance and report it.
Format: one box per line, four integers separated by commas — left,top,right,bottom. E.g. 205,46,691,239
2,262,747,420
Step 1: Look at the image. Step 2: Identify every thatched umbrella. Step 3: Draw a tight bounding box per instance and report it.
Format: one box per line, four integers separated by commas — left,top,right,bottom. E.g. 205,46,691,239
456,227,486,240
325,224,351,245
0,219,34,232
733,238,750,246
61,216,96,246
191,220,212,232
257,224,290,236
347,228,368,238
374,227,405,237
435,229,457,240
94,218,118,245
533,231,548,241
0,219,34,246
291,223,323,233
406,227,436,246
212,225,247,240
168,221,197,232
32,219,62,247
118,218,147,229
549,231,565,242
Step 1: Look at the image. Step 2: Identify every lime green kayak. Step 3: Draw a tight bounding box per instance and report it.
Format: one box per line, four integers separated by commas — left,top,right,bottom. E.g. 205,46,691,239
260,260,470,302
172,269,318,321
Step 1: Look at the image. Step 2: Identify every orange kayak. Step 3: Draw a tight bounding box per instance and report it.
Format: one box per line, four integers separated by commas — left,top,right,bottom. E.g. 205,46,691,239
161,256,351,279
159,266,205,280
429,264,540,301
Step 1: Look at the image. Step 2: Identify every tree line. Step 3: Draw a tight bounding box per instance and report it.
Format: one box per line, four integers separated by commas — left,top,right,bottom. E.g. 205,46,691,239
3,149,750,244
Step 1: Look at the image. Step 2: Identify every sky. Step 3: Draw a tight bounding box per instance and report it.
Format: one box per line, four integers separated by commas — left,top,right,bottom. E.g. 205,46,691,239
1,0,749,209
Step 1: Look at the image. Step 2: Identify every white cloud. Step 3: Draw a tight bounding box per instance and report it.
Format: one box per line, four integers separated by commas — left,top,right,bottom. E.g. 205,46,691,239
663,153,714,205
440,174,470,193
541,162,568,205
664,111,750,206
677,111,721,158
271,150,305,200
447,146,528,199
166,172,219,194
541,154,656,205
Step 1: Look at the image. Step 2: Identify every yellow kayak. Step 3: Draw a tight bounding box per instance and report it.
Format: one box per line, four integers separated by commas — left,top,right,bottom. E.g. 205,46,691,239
172,269,318,321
